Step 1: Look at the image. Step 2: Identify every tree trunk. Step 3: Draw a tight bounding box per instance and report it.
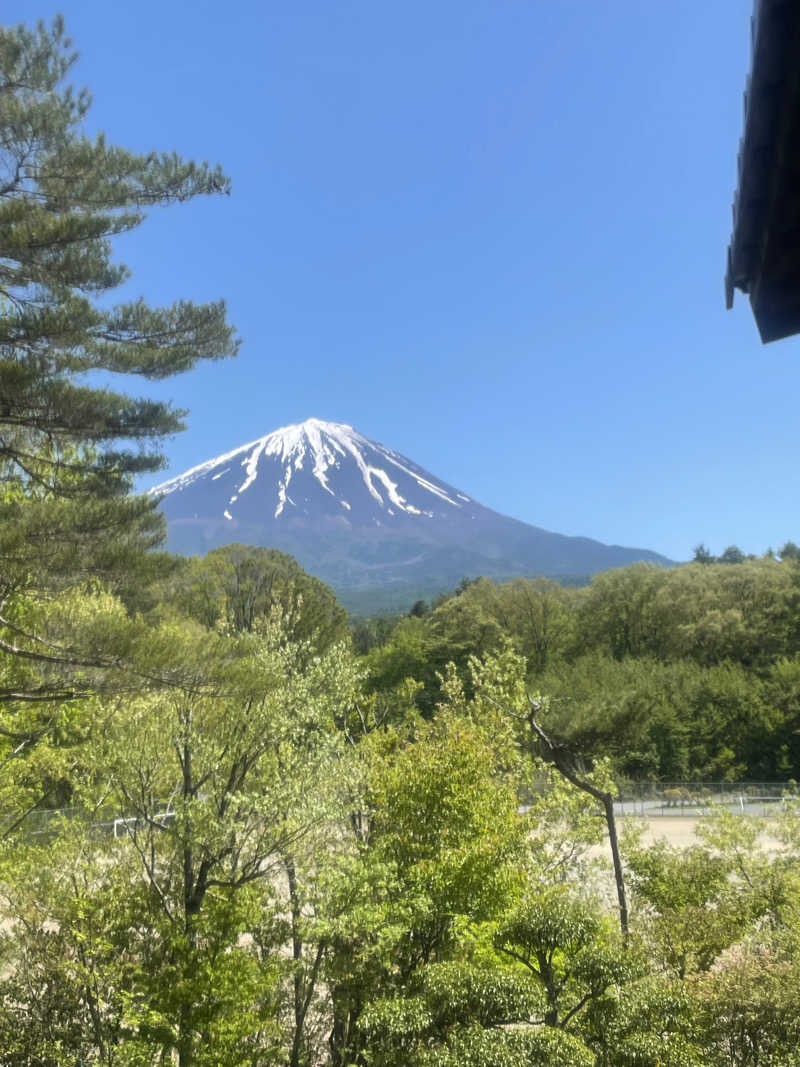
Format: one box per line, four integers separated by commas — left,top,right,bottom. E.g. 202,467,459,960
178,1002,193,1067
601,791,629,937
527,702,629,939
286,854,305,1067
178,713,197,1067
329,987,366,1067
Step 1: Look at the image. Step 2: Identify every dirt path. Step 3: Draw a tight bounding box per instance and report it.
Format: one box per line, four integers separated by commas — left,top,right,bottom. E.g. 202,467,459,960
626,816,704,847
589,815,784,858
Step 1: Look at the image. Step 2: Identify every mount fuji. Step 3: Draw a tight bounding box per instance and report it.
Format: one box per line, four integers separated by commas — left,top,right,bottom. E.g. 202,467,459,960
151,419,672,610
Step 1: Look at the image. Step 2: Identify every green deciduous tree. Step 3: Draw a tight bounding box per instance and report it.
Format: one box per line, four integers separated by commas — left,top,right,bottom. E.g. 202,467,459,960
322,708,526,1066
165,544,348,653
625,838,750,978
578,564,669,661
584,976,703,1067
494,888,631,1029
361,961,593,1067
0,619,361,1066
693,950,800,1066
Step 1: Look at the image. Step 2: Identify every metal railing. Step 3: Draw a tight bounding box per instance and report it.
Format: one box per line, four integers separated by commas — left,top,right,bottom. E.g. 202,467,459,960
9,782,800,840
613,781,798,818
2,802,177,841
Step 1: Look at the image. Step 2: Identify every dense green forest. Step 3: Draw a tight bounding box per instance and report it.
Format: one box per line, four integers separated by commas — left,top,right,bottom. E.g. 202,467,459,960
4,550,800,1065
3,17,800,1067
356,555,800,783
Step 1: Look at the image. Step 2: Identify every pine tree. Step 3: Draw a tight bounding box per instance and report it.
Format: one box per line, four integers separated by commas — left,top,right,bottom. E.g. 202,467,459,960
0,16,238,594
0,18,237,728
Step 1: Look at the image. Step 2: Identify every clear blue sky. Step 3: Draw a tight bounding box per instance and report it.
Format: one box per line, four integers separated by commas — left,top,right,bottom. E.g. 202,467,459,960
14,0,792,561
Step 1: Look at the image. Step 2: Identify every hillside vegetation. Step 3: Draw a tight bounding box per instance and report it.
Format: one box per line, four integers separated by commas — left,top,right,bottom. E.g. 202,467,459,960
358,557,800,783
4,545,800,1065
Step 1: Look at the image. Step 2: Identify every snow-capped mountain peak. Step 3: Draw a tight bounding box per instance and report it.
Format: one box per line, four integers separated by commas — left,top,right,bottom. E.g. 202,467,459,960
151,418,473,525
153,417,673,607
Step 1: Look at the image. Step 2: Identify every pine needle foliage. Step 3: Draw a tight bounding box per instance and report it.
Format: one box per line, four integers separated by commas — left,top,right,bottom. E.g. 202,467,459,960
0,16,238,578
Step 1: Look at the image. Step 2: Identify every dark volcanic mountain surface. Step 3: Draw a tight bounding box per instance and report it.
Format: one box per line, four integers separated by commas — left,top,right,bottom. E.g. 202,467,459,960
152,419,673,606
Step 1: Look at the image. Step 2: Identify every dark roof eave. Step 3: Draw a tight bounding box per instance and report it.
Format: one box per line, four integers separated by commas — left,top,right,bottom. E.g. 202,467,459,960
725,0,800,342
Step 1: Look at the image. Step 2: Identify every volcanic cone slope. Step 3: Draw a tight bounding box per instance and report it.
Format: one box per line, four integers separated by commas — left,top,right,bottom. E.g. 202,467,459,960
152,418,672,607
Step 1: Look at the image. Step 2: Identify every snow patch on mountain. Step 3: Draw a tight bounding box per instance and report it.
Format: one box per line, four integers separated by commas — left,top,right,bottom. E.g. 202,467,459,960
237,440,267,497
